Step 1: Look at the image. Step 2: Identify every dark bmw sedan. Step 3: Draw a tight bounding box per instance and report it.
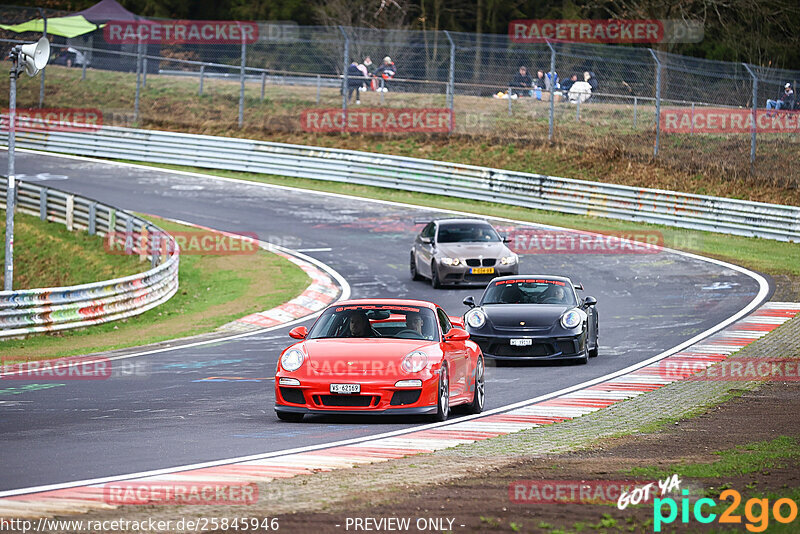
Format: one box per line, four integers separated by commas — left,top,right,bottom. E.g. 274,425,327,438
462,276,598,364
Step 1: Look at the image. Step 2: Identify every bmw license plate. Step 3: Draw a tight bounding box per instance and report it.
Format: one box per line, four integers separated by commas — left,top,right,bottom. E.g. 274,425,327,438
330,383,360,394
470,267,495,274
510,338,533,346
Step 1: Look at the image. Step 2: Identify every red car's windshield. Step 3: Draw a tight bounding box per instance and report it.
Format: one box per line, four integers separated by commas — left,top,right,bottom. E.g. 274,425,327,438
308,305,439,341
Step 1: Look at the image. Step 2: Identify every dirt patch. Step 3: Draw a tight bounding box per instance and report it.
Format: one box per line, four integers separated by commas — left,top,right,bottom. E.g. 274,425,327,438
268,381,800,533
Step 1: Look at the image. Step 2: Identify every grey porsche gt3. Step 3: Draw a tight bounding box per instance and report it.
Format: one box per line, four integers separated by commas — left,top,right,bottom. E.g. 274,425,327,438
410,218,519,288
462,275,599,364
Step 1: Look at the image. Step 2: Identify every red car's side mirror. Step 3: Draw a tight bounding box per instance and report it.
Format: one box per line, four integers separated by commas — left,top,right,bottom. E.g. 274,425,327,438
444,327,470,342
289,326,308,340
449,316,465,328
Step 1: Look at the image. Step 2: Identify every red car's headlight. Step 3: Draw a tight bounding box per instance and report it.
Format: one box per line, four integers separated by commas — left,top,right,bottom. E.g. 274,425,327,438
401,351,428,373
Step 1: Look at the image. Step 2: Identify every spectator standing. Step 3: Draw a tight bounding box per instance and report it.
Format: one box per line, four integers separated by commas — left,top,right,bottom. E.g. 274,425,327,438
766,83,794,111
345,60,366,104
509,66,533,97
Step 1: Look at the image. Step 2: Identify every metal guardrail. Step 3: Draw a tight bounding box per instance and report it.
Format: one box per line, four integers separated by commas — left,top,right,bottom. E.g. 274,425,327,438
4,123,800,242
0,179,179,338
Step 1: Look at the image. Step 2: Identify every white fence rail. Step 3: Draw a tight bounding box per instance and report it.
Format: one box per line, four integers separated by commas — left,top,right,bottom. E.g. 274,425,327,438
4,123,799,242
0,180,179,338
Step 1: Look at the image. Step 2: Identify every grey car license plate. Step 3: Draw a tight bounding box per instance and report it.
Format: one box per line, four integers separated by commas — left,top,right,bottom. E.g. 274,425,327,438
330,383,361,394
510,338,533,346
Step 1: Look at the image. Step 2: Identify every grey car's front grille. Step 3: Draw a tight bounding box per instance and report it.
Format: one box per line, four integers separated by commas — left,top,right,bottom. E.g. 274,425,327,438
465,258,496,267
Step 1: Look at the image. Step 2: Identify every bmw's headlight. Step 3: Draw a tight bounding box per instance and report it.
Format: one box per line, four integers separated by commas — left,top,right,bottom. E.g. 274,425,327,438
440,257,461,266
465,309,487,329
560,309,583,329
500,254,518,265
401,351,428,373
281,348,305,372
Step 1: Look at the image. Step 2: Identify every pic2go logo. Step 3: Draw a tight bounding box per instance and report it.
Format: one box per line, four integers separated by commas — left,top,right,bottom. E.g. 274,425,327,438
654,489,798,532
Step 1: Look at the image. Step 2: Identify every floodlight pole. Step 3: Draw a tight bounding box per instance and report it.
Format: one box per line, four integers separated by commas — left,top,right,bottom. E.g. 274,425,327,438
5,51,20,291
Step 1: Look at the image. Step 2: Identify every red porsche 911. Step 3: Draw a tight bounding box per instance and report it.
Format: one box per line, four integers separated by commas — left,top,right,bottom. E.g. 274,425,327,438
274,299,485,422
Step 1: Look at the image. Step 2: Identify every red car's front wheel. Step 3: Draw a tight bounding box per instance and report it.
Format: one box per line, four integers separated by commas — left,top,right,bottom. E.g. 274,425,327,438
432,364,450,422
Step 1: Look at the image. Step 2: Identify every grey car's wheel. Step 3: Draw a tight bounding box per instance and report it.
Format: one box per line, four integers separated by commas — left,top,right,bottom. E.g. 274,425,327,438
431,262,442,289
465,357,485,414
276,411,304,422
432,364,450,422
589,345,599,358
410,252,423,281
574,347,589,365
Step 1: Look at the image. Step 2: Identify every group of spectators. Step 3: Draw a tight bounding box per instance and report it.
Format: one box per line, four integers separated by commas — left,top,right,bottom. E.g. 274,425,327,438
509,66,598,103
766,83,798,112
345,56,397,104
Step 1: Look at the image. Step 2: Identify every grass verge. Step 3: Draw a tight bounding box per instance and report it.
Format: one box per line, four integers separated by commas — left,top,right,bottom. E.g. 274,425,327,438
119,161,800,287
0,214,310,361
0,208,142,288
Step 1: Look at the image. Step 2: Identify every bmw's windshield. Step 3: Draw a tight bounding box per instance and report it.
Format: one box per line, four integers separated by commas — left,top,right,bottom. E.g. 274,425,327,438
482,279,577,306
307,305,439,341
437,223,500,243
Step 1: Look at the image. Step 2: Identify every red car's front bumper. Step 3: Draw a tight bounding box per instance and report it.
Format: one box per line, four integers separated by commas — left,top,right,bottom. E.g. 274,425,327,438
274,372,439,416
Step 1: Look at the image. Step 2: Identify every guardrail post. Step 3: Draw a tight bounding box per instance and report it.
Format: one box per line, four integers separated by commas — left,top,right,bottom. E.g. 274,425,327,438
238,40,246,128
134,38,142,124
124,216,134,254
649,48,662,158
444,30,455,133
743,63,758,168
150,228,160,267
139,225,148,262
65,194,74,231
260,71,266,101
40,188,47,221
316,74,321,105
198,65,205,96
546,40,555,141
109,208,116,234
88,201,96,235
633,96,638,128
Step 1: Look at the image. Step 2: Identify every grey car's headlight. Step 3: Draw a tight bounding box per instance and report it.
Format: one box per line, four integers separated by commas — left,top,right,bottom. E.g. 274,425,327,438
500,254,518,265
466,309,487,329
281,348,305,372
440,257,461,266
560,309,583,329
401,351,428,373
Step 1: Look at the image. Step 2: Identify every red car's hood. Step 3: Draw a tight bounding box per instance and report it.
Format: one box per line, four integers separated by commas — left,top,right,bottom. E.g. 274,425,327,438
301,338,434,378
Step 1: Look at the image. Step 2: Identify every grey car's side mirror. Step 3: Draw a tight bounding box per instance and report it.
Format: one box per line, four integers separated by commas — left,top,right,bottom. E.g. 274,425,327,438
502,235,510,243
463,296,476,308
583,296,597,307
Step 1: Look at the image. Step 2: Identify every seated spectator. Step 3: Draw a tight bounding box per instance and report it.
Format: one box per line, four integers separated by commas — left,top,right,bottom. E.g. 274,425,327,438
545,70,559,93
584,71,598,93
374,56,396,92
767,83,794,112
509,66,533,97
568,79,592,104
561,74,578,95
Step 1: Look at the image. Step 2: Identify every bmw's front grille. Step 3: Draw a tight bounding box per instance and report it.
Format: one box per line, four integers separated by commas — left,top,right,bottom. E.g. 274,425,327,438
465,258,497,267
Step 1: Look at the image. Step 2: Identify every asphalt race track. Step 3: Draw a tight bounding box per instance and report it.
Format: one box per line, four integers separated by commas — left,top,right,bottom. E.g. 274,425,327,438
0,150,767,493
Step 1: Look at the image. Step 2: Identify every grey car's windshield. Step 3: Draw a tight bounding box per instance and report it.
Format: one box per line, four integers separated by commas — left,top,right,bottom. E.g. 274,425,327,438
437,223,500,243
482,279,577,306
307,305,439,341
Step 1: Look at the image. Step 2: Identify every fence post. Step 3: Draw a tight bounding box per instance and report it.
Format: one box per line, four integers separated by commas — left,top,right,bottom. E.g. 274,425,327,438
316,74,321,105
134,38,142,124
143,57,148,87
198,65,205,96
261,71,266,101
742,63,758,167
444,30,455,133
508,87,512,115
633,96,638,128
238,40,246,128
546,40,555,141
88,201,96,235
40,188,47,221
339,26,349,116
690,102,695,136
380,78,385,105
648,49,662,158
